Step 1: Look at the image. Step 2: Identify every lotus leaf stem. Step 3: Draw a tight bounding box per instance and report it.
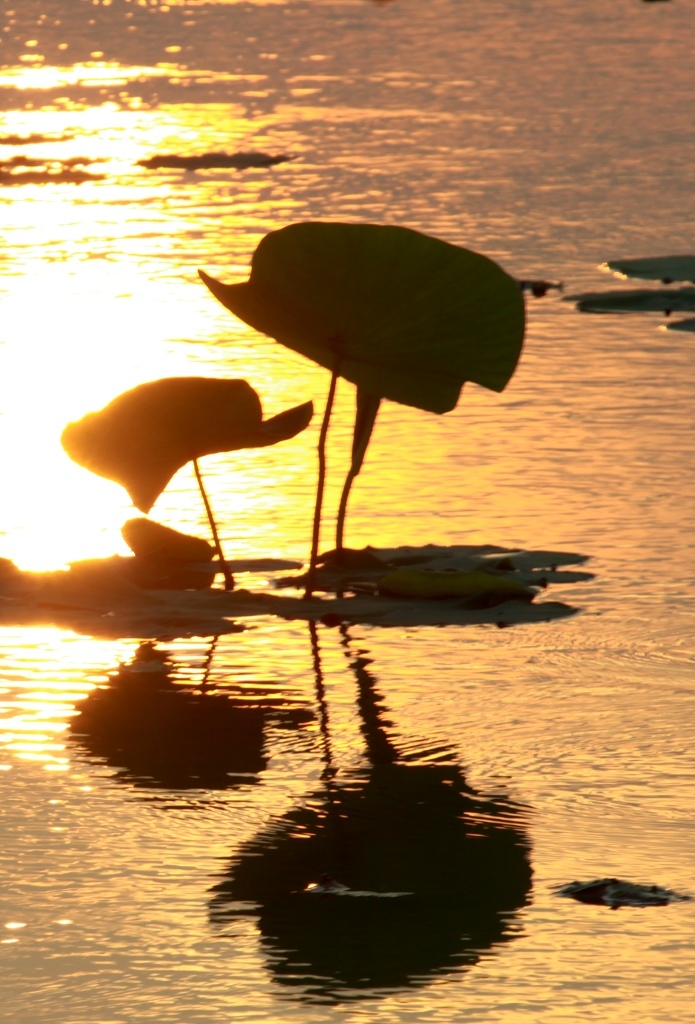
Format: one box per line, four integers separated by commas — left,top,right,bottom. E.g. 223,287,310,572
335,466,358,552
193,458,234,591
304,362,340,598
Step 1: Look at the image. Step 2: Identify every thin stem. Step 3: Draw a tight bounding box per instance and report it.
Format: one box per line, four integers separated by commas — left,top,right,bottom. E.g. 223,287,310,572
193,458,234,592
304,364,340,599
335,391,380,554
335,466,359,552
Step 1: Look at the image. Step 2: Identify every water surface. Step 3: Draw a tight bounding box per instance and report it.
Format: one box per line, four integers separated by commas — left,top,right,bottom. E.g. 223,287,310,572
1,2,694,1021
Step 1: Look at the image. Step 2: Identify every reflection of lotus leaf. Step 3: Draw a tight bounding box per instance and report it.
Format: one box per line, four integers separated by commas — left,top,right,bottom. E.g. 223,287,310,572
211,762,532,997
70,645,313,790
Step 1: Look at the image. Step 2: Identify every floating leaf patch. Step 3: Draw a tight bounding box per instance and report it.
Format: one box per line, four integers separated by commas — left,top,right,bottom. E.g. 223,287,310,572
556,878,690,909
664,317,695,334
568,287,695,315
604,255,695,284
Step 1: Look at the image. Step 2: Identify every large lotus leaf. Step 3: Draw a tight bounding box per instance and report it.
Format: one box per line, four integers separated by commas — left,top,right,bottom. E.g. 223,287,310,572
62,377,313,513
604,255,695,284
568,287,695,314
200,222,525,414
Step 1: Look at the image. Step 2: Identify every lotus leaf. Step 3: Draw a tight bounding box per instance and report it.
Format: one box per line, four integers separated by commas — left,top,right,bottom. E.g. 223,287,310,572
200,222,525,415
122,518,216,562
62,377,313,513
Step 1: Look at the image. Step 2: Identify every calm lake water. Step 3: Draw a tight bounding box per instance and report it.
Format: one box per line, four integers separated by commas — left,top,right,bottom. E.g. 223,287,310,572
1,1,694,1021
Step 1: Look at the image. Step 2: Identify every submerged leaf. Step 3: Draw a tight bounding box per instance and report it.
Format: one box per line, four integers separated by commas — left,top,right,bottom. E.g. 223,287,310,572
200,222,525,414
604,255,695,284
62,377,313,513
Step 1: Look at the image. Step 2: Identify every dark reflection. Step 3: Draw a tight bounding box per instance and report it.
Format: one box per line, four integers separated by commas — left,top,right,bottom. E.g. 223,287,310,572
69,641,312,791
210,624,533,1001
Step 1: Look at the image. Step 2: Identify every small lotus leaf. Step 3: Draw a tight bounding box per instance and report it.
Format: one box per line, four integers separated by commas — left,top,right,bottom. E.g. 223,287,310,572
200,222,525,414
604,255,695,284
122,518,216,562
62,377,313,513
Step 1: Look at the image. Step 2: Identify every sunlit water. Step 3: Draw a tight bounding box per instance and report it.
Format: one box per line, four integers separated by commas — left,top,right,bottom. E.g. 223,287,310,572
1,1,694,1021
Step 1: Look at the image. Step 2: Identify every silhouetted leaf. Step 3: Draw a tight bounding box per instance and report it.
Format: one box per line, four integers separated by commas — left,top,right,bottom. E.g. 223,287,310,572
200,222,524,414
604,255,695,284
664,317,695,333
61,377,313,513
138,151,292,171
122,518,216,562
568,287,695,314
556,878,690,909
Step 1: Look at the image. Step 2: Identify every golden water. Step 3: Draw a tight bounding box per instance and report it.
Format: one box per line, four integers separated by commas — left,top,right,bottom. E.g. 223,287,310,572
1,2,694,1021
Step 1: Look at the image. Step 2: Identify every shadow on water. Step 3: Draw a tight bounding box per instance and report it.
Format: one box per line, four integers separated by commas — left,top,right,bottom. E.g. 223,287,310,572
209,623,533,1002
68,640,313,791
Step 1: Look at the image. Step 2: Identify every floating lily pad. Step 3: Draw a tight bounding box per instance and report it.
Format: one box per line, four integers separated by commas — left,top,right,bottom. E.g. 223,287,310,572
555,878,690,909
568,287,695,315
664,317,695,333
138,151,292,171
0,543,587,638
378,567,535,603
604,255,695,284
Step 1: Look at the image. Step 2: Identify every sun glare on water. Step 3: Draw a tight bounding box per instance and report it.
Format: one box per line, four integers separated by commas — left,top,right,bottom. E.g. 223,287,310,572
0,99,315,571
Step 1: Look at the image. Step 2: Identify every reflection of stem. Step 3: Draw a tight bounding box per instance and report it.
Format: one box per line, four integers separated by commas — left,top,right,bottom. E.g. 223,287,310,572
339,624,398,765
304,363,340,599
309,620,335,776
193,458,234,592
199,636,218,692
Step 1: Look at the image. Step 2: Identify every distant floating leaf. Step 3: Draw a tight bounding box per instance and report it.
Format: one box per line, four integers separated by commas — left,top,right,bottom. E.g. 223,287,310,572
556,878,690,909
603,255,695,284
138,151,292,171
568,287,695,314
664,317,695,334
62,377,313,513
